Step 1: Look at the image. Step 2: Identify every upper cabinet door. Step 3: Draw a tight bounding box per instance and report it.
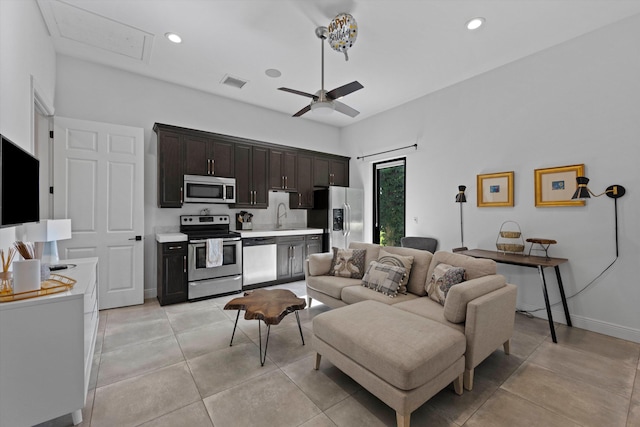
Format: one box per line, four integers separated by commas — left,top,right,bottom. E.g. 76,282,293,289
183,135,209,176
210,140,234,178
313,156,330,187
157,129,184,207
184,136,234,177
269,149,297,191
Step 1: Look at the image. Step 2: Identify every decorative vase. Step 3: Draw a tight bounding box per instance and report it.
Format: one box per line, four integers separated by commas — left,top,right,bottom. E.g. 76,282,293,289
0,271,12,294
12,259,41,294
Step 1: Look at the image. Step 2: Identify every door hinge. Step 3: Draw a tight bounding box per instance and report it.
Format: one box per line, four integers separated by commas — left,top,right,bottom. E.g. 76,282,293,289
49,130,54,139
49,186,54,194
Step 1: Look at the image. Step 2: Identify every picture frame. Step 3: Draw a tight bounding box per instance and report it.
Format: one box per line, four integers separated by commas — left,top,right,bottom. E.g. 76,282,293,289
534,164,585,207
477,171,514,207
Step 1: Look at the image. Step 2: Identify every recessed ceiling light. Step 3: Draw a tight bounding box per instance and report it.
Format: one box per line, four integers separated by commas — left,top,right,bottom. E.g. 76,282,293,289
466,17,485,31
165,32,182,43
265,69,282,78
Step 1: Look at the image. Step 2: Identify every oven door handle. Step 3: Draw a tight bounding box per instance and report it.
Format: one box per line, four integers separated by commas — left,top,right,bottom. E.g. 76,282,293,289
189,237,241,244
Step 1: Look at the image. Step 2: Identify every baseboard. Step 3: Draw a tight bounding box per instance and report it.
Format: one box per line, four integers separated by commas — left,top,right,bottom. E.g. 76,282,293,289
518,303,640,344
144,288,157,300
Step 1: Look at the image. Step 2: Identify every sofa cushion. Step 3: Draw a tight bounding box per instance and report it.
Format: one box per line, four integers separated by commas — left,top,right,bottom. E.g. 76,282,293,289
443,274,507,323
306,275,361,300
348,242,381,272
313,300,466,390
361,261,406,297
426,263,466,305
329,247,366,279
377,249,413,294
307,252,333,276
342,285,419,305
426,251,496,283
393,298,465,333
382,246,433,296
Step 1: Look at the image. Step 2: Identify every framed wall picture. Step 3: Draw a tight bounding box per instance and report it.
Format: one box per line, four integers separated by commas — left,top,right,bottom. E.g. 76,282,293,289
534,164,585,207
477,171,514,207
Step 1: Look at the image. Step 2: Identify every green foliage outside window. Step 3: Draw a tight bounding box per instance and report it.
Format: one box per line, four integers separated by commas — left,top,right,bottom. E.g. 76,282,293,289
378,165,405,246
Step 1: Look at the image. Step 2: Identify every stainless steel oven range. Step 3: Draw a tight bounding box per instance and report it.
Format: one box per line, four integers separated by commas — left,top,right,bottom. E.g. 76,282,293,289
180,214,242,300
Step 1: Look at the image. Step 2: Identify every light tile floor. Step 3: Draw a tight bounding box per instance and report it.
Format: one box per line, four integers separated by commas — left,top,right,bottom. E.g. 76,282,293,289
38,281,640,427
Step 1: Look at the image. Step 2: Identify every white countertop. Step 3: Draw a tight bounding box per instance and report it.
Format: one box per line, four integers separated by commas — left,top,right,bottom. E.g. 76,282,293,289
239,228,324,238
156,232,188,243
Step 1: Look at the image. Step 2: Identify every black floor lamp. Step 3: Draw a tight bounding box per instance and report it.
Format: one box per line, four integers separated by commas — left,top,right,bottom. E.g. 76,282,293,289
453,185,468,252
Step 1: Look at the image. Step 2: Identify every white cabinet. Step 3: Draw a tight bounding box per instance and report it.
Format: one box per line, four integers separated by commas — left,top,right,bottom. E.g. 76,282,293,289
0,258,98,427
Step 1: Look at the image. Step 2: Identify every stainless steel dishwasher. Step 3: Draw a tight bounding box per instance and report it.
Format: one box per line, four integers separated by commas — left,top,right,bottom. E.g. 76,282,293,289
242,237,277,287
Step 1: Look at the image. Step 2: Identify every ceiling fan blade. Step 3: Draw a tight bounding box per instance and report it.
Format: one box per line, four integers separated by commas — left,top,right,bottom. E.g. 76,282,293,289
293,105,312,117
333,101,360,117
278,87,318,99
326,81,363,100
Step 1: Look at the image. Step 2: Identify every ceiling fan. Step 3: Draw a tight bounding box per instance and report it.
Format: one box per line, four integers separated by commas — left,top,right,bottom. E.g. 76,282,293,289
278,26,363,118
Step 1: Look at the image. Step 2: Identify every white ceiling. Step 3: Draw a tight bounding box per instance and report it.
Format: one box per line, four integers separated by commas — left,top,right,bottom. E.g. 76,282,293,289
37,0,640,128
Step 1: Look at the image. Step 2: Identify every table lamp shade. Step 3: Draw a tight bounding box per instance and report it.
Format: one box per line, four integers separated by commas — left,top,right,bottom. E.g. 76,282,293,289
23,219,72,264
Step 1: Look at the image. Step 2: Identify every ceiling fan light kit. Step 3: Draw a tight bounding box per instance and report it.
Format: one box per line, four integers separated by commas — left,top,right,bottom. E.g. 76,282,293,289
278,19,363,118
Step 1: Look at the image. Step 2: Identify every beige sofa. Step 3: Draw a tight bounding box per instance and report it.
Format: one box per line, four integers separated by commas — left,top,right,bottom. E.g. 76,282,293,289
305,242,517,391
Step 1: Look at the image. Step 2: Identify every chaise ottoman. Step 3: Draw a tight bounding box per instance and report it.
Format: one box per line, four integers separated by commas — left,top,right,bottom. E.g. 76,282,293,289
312,300,465,427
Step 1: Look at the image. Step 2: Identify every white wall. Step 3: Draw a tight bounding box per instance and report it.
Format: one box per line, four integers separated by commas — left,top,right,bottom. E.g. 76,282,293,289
341,14,640,342
53,56,341,297
0,0,56,250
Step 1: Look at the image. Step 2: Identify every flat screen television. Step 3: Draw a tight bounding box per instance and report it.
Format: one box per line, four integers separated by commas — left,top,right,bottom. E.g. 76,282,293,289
0,134,40,228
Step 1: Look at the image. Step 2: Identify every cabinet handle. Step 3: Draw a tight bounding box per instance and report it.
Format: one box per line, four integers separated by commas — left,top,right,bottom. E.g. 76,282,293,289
285,176,288,189
180,186,183,204
298,193,301,206
207,159,211,175
281,176,285,189
329,173,334,185
211,159,215,175
168,245,182,250
183,255,187,273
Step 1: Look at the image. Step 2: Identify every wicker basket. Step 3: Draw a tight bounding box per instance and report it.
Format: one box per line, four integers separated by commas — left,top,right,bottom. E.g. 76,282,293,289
496,221,525,254
499,231,521,238
496,243,525,252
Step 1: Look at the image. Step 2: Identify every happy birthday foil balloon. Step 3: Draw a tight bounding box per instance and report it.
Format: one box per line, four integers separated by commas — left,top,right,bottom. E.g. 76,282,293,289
328,13,358,61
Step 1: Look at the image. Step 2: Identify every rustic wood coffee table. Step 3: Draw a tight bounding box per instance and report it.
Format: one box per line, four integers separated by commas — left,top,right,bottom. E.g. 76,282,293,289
224,289,306,366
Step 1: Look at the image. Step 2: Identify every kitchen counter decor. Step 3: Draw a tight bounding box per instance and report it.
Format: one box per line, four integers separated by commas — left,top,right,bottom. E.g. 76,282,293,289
0,274,77,303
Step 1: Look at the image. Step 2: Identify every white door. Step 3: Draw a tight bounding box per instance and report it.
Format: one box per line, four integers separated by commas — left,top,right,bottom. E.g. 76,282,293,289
53,117,144,309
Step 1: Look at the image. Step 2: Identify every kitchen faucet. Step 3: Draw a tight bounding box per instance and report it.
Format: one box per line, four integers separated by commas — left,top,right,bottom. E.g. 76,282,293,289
276,202,287,228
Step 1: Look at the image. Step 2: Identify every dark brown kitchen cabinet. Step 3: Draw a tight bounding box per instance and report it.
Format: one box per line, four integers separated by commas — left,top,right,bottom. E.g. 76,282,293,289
157,242,188,306
276,236,305,280
290,153,313,209
233,144,269,208
184,135,234,178
156,127,184,208
313,155,349,187
269,149,297,191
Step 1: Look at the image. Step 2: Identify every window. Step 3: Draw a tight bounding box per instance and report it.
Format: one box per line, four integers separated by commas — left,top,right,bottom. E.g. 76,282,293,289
373,158,406,246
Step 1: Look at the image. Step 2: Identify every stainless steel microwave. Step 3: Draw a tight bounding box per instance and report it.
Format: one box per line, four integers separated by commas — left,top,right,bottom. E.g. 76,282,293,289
183,175,236,204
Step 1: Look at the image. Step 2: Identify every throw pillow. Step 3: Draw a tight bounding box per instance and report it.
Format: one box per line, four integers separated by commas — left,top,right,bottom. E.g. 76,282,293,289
377,249,414,294
361,261,406,297
329,247,366,279
426,263,466,305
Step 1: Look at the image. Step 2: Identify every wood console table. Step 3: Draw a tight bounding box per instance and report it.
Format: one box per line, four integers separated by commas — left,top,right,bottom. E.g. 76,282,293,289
457,249,570,343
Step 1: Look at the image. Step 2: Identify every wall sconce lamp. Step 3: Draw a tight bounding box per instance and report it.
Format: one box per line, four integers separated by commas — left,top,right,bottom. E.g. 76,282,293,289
453,185,468,252
571,177,626,256
24,219,72,266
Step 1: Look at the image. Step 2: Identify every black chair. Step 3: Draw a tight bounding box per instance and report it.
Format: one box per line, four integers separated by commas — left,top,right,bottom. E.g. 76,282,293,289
400,236,438,253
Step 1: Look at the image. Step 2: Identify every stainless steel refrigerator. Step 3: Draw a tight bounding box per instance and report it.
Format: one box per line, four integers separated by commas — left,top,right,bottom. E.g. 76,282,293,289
307,187,364,251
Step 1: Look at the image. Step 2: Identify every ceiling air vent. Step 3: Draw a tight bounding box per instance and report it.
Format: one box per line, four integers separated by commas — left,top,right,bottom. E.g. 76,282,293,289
221,74,248,89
